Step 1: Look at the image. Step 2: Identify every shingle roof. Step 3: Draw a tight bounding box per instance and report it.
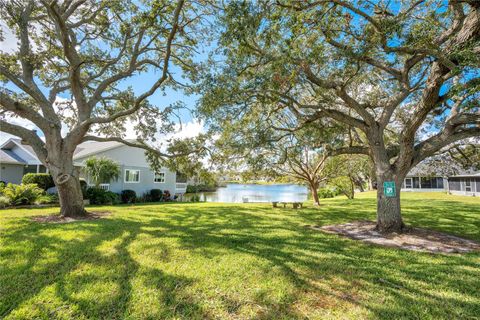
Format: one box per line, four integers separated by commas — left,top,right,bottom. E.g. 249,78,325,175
2,137,138,162
449,172,480,178
0,149,26,165
73,140,125,159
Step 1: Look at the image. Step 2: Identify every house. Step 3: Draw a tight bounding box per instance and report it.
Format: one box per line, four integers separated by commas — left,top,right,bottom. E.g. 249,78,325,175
0,138,187,195
448,173,480,197
400,166,448,192
0,138,48,184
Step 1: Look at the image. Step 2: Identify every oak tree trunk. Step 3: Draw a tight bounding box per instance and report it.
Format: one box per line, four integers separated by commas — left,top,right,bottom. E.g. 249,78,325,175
57,175,87,217
375,168,405,232
47,150,87,217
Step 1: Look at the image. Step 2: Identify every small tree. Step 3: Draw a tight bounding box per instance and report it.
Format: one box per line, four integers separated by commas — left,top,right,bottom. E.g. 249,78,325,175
84,157,120,187
203,117,344,205
325,154,373,198
329,177,354,200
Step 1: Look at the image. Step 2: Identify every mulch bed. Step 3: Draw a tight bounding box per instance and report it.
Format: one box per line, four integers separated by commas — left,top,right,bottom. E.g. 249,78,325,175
31,211,111,224
309,221,480,254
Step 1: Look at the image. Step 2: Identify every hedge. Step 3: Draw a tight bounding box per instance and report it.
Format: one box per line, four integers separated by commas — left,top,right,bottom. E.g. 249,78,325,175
22,173,55,190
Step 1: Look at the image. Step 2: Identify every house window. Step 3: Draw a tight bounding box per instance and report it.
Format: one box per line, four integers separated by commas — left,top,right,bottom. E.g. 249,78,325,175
421,177,433,188
404,178,413,189
125,169,140,183
465,179,472,192
154,172,165,183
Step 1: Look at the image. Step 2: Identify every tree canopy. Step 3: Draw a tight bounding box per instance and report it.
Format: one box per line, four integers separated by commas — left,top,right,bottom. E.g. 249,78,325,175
200,0,480,231
0,0,209,216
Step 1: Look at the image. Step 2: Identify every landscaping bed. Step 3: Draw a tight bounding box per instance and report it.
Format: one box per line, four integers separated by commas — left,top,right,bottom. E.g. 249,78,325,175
316,221,480,254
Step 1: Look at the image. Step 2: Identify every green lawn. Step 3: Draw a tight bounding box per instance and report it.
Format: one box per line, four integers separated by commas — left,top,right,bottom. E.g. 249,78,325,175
1,192,479,319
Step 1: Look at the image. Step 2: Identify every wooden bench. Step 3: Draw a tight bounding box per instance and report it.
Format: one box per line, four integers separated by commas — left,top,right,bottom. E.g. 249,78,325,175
272,201,303,209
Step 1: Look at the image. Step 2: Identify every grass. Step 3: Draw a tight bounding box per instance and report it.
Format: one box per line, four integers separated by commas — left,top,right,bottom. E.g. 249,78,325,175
1,192,479,319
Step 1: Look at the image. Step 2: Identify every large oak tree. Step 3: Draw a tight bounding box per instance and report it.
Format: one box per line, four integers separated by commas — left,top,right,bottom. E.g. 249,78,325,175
201,0,480,231
0,0,206,216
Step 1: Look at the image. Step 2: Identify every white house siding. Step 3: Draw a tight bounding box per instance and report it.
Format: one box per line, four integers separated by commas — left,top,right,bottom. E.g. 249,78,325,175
74,144,178,195
0,164,24,184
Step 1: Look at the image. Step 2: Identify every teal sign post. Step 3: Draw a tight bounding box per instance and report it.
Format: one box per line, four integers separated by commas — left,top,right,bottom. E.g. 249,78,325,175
383,181,396,197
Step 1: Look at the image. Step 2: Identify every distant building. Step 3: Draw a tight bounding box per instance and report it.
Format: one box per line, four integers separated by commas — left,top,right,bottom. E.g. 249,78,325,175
401,175,448,192
401,166,448,192
448,173,480,197
400,162,479,196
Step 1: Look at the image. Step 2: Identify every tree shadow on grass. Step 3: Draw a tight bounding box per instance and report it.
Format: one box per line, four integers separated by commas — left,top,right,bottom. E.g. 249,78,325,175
130,204,480,319
1,200,479,319
0,217,206,319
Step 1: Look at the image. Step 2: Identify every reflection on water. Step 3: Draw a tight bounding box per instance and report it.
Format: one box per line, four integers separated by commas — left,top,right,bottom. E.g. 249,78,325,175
186,183,308,203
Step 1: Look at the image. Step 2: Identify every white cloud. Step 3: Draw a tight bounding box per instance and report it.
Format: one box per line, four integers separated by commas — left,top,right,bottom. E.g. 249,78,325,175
122,118,204,141
171,120,204,139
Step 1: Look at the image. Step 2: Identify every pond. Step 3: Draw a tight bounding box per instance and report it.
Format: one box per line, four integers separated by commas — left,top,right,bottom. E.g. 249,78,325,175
185,183,308,203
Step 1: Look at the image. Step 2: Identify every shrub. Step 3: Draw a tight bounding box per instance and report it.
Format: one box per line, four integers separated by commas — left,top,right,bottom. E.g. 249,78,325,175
121,189,136,204
138,193,151,203
318,188,335,199
0,183,44,205
163,190,171,201
0,196,11,208
35,193,58,205
22,173,55,190
186,184,217,193
150,189,163,202
190,194,200,202
86,187,119,205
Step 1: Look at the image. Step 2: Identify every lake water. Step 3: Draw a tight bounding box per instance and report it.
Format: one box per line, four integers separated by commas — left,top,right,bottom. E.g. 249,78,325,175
188,183,308,203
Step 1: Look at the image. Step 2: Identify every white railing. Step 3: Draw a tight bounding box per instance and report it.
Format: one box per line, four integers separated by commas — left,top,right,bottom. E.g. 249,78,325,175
175,183,187,193
88,183,110,191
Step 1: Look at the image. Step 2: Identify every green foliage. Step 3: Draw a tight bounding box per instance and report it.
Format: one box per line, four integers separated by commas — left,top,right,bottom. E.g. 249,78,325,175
150,189,163,202
84,157,120,187
0,183,44,205
324,155,374,195
121,190,137,204
317,188,336,199
329,177,355,200
186,183,217,193
138,193,152,203
22,173,55,191
86,188,119,205
35,194,58,205
0,195,11,208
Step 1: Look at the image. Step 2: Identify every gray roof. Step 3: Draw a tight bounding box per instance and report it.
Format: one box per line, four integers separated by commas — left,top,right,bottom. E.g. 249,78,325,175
1,137,141,163
0,149,26,165
19,143,36,156
449,172,480,178
73,140,125,159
